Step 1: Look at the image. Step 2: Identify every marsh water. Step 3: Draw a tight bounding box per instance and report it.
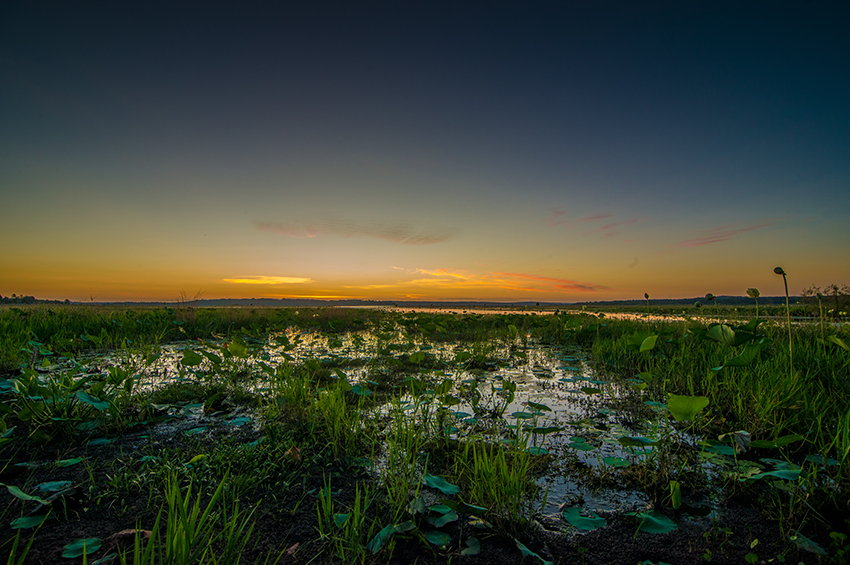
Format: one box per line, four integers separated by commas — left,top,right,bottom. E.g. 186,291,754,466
52,326,721,526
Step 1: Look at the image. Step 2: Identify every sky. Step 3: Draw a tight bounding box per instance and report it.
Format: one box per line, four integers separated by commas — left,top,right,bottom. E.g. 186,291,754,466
2,1,849,303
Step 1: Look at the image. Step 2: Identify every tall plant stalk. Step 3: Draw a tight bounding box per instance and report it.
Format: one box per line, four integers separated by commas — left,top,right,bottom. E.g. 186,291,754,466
774,267,793,375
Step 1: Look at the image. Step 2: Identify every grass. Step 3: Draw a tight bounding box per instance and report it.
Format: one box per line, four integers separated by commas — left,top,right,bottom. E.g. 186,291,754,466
1,302,848,563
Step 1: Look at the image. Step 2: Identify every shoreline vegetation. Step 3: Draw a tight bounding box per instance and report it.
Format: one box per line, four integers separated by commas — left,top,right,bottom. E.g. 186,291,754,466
1,298,848,564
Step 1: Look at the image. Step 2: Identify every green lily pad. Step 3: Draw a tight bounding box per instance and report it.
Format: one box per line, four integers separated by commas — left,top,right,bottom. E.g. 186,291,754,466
423,530,452,547
562,507,607,531
367,525,394,554
603,456,630,468
333,513,349,527
441,499,488,515
515,539,554,565
11,514,49,529
628,510,676,534
428,510,458,527
62,538,102,558
666,394,709,421
461,536,480,556
423,474,461,495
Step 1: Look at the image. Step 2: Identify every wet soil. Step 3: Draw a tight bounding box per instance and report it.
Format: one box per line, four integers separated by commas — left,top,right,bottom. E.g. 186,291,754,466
1,418,830,565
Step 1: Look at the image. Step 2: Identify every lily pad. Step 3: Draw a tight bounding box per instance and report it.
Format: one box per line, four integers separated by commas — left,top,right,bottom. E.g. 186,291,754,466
666,394,709,421
11,514,49,529
423,474,461,495
628,510,676,534
423,530,452,547
562,507,607,531
461,536,480,556
62,538,102,558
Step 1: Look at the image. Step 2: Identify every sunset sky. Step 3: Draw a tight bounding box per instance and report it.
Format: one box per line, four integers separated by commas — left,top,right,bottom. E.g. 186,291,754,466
2,2,849,303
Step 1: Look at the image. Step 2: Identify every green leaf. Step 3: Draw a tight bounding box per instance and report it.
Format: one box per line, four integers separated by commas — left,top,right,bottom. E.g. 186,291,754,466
666,394,709,421
87,438,113,446
602,456,630,468
423,474,461,495
526,401,552,412
228,340,248,358
180,349,203,367
10,514,49,529
791,530,827,556
423,530,452,547
562,507,607,531
515,539,554,565
428,510,458,527
367,525,395,553
569,440,596,451
669,480,682,510
36,480,73,492
706,324,736,346
528,426,561,435
526,446,549,455
187,454,206,465
637,371,654,383
333,513,349,528
745,469,801,481
440,499,488,515
200,350,223,365
351,384,371,396
581,386,602,395
461,536,480,556
62,538,102,558
3,484,48,505
827,335,850,352
720,342,764,368
407,496,427,515
55,457,83,467
76,390,110,411
628,510,677,534
408,352,425,364
435,379,454,394
640,335,658,352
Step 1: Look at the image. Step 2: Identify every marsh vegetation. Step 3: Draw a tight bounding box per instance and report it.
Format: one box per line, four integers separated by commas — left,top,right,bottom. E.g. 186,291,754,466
1,298,848,564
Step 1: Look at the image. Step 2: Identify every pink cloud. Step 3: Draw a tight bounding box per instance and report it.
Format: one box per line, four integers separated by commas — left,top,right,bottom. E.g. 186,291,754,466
255,218,452,245
675,222,775,248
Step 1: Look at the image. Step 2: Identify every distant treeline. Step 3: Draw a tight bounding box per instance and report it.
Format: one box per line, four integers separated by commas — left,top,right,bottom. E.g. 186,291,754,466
12,295,798,308
0,294,69,305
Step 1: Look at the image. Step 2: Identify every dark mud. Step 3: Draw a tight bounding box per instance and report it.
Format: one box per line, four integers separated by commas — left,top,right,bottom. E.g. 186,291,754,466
2,417,830,565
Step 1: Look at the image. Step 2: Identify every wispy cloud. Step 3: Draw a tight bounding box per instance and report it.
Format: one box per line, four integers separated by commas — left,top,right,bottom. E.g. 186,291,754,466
493,272,611,292
255,217,452,246
675,222,776,248
346,269,610,295
545,209,614,227
223,276,313,285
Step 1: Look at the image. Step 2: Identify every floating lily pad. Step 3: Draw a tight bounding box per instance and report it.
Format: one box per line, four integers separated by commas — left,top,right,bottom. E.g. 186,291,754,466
603,456,630,468
562,507,606,531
